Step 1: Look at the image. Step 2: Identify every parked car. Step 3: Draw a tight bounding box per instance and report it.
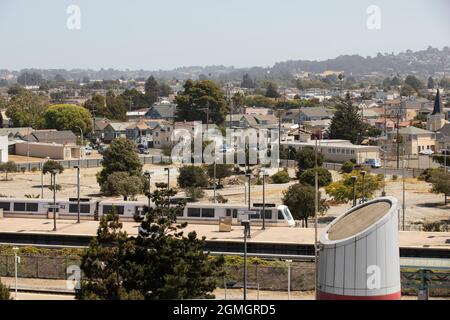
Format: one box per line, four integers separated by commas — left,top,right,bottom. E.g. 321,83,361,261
364,158,381,168
419,149,434,155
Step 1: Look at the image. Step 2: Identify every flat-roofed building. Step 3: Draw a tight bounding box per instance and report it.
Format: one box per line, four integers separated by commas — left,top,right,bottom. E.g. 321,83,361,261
0,135,8,163
14,141,80,160
283,139,380,164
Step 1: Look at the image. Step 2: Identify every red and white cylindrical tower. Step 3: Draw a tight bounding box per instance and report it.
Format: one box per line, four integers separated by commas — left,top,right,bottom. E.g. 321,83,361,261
317,197,401,300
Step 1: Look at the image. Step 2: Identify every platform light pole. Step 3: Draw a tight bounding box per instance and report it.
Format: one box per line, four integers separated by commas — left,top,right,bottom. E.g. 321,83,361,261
144,170,154,209
259,169,269,230
41,156,50,199
242,220,250,301
51,169,58,231
164,168,170,208
351,176,357,207
13,246,20,300
74,165,81,223
245,173,252,210
360,171,367,204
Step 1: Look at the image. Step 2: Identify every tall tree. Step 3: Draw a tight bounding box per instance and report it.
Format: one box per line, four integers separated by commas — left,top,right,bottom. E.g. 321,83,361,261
97,138,144,193
328,97,366,144
282,183,328,227
175,79,228,124
404,75,423,93
296,147,324,174
5,91,49,128
102,172,145,200
177,166,208,189
265,82,281,98
430,169,450,204
44,104,92,134
144,76,159,105
77,185,224,300
427,77,435,90
206,164,233,185
241,73,255,89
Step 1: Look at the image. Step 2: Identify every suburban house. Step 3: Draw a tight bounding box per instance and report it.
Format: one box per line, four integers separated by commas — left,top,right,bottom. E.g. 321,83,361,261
102,122,130,143
92,119,110,141
380,126,436,156
1,110,11,128
436,123,450,152
145,102,176,121
244,107,273,115
298,107,334,123
126,109,147,120
24,130,78,145
223,114,246,128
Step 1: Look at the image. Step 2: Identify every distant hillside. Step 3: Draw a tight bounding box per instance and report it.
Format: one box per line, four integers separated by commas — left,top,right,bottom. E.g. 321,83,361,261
1,46,449,83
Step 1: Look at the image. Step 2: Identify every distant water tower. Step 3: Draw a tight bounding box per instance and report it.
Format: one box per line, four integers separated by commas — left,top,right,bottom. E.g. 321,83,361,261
317,197,401,300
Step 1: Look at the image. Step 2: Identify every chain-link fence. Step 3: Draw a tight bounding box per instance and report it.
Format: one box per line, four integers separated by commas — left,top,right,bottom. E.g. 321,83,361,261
1,254,449,297
0,254,80,280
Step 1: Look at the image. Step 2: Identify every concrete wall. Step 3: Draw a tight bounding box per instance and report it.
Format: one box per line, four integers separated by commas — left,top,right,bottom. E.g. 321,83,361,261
15,142,80,160
0,135,8,163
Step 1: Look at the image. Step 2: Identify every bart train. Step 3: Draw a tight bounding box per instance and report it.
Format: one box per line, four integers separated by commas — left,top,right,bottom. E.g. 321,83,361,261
0,198,296,227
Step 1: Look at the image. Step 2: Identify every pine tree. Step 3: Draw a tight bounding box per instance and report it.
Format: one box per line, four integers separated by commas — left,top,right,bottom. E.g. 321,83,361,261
328,96,366,144
77,185,224,300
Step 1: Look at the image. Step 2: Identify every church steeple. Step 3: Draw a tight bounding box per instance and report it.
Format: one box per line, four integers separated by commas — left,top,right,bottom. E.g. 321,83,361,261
432,88,441,115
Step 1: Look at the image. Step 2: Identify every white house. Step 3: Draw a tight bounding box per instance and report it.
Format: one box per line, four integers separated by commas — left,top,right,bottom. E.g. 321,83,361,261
0,135,8,163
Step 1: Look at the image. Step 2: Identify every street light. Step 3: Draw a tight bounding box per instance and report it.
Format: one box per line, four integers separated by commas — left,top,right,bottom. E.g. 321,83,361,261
75,126,84,162
245,173,252,210
286,259,292,300
74,166,81,223
41,156,50,199
360,171,367,204
50,169,58,231
164,168,170,208
242,219,250,301
259,169,269,230
13,247,20,300
144,170,154,209
351,176,357,207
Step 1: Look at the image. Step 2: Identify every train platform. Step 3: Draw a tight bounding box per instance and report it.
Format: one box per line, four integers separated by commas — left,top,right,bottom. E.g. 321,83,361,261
0,217,448,250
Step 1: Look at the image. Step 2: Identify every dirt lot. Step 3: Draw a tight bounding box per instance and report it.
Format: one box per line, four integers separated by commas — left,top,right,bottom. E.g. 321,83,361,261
0,166,448,225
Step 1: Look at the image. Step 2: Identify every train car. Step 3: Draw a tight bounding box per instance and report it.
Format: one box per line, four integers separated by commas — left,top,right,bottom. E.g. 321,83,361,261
317,197,401,300
1,197,295,227
97,200,295,227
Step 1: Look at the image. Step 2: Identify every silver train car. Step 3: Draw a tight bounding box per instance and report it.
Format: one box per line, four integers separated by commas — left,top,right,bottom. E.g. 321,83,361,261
0,198,296,227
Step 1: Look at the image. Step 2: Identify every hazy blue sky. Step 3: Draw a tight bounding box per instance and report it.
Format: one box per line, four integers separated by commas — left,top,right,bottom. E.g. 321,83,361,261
0,0,449,70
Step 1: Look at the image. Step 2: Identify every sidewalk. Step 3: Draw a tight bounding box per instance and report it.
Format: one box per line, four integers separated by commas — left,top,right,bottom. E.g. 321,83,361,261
1,276,74,294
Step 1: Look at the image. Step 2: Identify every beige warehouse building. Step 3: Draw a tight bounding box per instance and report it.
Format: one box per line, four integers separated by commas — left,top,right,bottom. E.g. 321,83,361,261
14,142,81,160
283,140,380,164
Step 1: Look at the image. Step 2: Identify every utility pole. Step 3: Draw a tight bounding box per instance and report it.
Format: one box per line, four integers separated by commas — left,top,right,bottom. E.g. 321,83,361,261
314,137,319,300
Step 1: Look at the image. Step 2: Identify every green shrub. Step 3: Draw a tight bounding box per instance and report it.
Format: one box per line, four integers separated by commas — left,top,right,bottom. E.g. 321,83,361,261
392,175,398,181
271,169,290,184
341,161,355,173
0,280,11,300
299,167,332,187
